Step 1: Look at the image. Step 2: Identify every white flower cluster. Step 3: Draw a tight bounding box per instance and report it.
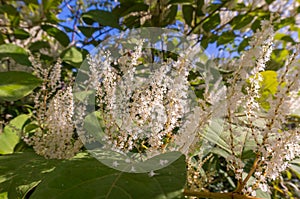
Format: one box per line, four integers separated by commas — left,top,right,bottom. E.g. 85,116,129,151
220,20,300,194
84,40,198,157
24,57,82,159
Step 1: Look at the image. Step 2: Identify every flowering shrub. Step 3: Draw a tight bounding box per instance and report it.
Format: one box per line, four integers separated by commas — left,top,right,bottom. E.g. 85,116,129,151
1,1,300,198
15,22,300,198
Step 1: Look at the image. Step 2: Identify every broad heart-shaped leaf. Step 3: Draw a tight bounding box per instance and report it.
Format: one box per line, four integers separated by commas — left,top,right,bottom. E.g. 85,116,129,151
82,10,121,29
41,25,70,47
0,71,42,101
0,114,30,154
0,44,31,66
31,153,186,199
0,151,61,199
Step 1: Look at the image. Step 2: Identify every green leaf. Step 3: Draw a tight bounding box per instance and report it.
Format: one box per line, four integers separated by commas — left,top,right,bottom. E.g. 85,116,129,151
41,25,70,47
13,28,30,40
60,47,83,67
276,17,295,29
200,35,209,49
0,192,8,199
0,33,5,45
31,153,186,199
274,33,295,44
0,44,31,66
257,71,279,110
182,5,193,26
123,15,141,28
162,5,178,26
169,0,193,4
202,13,220,32
251,19,261,31
231,14,253,30
201,118,231,154
256,189,271,199
77,26,97,38
265,0,275,4
0,71,42,101
195,0,204,16
113,3,148,18
0,114,30,154
0,130,19,155
82,10,121,29
217,31,235,45
0,5,18,16
0,151,61,199
290,159,300,178
238,38,249,52
29,41,51,53
42,0,62,13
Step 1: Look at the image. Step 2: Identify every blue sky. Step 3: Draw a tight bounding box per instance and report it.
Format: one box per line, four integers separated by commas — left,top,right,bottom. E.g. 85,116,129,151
56,0,227,59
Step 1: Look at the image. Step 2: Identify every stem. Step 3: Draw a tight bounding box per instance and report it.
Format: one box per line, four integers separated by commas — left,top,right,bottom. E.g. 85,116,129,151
235,154,261,193
184,190,263,199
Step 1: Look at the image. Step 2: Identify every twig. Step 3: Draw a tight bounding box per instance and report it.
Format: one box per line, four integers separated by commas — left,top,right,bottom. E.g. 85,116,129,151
184,189,263,199
235,154,261,193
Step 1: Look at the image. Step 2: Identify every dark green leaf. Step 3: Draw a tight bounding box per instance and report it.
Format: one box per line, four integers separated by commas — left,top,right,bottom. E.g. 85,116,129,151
276,17,295,29
0,151,61,199
169,0,193,4
0,33,5,45
31,153,186,199
0,114,30,154
162,5,178,26
251,19,261,31
113,3,148,18
265,0,275,4
82,10,121,29
23,0,39,4
195,0,204,16
123,15,141,28
41,25,70,47
0,71,42,101
217,31,235,45
13,28,30,40
231,14,253,30
182,5,194,26
0,5,18,16
0,5,20,26
119,0,144,3
202,13,220,32
77,26,97,38
238,38,249,52
241,150,256,160
29,41,51,53
0,44,31,66
200,35,209,49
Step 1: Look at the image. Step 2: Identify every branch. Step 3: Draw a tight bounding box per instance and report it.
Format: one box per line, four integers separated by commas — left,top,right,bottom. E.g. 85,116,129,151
184,190,263,199
187,1,227,36
235,154,261,193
